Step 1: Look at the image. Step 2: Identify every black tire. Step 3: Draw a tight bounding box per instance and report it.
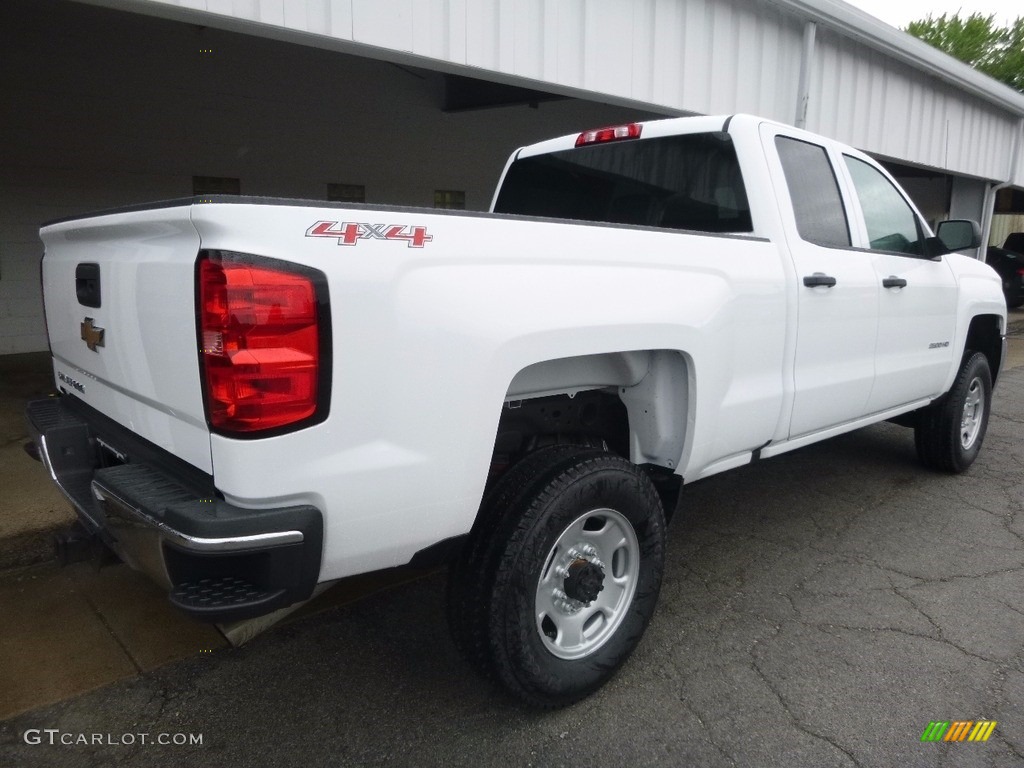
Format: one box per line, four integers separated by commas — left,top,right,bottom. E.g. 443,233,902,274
447,446,666,708
914,351,992,473
446,444,597,679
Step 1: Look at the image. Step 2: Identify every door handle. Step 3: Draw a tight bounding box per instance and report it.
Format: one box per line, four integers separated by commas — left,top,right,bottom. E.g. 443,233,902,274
803,273,837,288
882,276,908,288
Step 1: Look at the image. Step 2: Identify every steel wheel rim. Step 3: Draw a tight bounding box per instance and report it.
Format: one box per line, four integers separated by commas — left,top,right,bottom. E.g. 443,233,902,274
960,376,985,450
535,507,640,661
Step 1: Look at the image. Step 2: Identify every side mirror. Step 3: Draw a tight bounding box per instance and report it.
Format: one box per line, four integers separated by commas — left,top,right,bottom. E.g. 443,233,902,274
937,219,982,252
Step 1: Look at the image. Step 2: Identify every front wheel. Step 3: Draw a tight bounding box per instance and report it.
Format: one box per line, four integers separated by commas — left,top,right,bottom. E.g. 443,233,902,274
448,447,666,708
914,351,993,473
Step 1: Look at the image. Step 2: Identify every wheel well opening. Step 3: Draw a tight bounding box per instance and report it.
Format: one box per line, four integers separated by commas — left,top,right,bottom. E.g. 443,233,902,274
491,390,630,476
489,389,682,522
487,349,689,522
965,314,1003,383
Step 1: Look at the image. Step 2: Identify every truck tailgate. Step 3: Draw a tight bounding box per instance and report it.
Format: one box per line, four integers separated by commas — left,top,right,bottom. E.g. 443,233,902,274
39,204,212,474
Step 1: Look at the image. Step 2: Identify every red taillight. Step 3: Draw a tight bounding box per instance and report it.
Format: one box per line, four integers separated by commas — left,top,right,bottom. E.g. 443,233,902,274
198,253,325,434
575,123,642,147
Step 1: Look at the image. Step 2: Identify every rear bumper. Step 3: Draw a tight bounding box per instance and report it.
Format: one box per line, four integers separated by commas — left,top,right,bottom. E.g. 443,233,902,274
26,396,323,622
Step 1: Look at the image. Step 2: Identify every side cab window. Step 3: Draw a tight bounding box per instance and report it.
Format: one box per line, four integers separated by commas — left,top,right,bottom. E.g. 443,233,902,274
843,155,926,256
774,136,851,248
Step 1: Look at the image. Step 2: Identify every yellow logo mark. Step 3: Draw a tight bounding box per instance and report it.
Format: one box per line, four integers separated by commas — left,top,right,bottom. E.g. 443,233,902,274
966,721,998,742
921,720,997,742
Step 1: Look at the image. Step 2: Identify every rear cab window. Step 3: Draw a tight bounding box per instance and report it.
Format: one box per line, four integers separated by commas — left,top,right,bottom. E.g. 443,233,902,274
493,132,752,235
774,136,851,248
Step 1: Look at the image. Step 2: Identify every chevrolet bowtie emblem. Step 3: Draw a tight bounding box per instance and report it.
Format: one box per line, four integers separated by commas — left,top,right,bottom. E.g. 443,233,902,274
81,317,105,352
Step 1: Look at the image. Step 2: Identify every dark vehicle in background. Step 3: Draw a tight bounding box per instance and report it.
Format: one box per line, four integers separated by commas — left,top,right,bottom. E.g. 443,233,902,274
987,232,1024,308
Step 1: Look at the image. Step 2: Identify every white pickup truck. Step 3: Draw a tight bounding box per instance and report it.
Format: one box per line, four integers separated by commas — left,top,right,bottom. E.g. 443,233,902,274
26,114,1006,707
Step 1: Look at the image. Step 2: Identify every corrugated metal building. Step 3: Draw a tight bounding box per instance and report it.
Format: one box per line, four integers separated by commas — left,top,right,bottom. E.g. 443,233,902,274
1,0,1023,354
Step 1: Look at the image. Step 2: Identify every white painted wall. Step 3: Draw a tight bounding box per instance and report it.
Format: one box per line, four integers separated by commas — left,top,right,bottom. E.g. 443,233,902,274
5,0,1023,355
808,28,1021,182
0,0,660,354
81,0,1024,185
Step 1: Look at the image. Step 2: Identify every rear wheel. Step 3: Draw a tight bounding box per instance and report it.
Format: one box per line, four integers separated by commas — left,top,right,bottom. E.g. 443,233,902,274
914,351,992,473
447,446,666,707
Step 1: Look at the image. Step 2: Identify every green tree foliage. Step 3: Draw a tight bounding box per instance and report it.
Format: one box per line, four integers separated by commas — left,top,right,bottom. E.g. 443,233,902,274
906,13,1024,92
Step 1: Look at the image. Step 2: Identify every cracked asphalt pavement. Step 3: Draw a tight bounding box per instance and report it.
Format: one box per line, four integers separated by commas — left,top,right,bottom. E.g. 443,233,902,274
3,367,1024,767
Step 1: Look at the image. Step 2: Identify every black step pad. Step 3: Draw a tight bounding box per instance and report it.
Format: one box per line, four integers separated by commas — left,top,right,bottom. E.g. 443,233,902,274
169,576,285,615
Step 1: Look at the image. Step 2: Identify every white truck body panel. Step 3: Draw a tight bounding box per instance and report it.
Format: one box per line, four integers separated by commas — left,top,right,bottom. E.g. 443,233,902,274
34,114,1007,586
41,207,212,473
193,202,788,578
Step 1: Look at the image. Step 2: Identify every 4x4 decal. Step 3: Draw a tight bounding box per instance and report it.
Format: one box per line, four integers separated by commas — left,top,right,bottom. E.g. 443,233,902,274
306,221,433,248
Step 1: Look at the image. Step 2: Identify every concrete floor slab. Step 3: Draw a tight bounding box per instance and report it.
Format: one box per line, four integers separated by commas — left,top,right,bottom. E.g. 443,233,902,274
0,309,1022,761
0,353,72,570
0,562,226,720
78,565,228,673
0,563,138,720
0,557,434,720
